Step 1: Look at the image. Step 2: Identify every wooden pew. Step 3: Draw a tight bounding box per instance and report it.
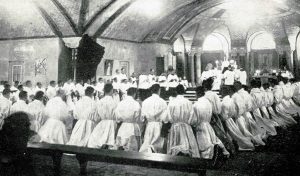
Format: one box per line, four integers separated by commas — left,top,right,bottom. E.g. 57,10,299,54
27,142,217,176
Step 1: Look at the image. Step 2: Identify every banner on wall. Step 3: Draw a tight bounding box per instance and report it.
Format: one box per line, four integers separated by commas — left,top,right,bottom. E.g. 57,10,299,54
35,58,47,76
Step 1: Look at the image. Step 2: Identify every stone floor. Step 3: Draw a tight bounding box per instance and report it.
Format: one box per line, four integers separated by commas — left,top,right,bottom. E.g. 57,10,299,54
31,119,300,176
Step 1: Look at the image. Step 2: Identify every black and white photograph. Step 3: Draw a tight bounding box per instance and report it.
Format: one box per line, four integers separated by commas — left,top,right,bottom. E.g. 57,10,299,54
1,0,300,175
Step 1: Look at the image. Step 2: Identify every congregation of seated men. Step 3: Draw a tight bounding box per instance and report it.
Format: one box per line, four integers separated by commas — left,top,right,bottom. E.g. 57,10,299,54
1,71,300,169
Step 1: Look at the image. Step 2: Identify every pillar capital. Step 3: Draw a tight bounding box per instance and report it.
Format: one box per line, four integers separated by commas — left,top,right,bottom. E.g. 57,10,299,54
62,37,82,48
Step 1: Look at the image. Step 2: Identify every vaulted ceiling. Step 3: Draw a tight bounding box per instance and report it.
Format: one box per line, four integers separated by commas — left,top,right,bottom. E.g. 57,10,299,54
1,0,300,44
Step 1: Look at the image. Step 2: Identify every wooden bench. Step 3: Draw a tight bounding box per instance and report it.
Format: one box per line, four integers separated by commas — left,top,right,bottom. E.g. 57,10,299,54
26,142,221,176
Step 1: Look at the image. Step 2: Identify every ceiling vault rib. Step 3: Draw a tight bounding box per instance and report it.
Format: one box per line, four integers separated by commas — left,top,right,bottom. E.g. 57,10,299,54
50,0,79,35
34,2,63,38
93,0,137,38
170,1,226,43
83,0,117,33
78,0,89,34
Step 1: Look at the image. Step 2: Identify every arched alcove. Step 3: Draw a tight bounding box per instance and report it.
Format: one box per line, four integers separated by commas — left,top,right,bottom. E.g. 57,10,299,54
201,32,229,74
172,36,186,78
247,31,278,74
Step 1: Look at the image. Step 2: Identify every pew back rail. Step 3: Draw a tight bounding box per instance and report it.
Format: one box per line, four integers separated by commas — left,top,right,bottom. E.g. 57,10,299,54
27,142,211,176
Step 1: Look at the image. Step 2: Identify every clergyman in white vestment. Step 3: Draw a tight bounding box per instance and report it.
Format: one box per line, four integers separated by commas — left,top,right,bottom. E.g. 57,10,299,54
88,83,118,148
139,84,169,153
0,89,11,129
68,87,99,147
38,90,70,144
115,87,143,151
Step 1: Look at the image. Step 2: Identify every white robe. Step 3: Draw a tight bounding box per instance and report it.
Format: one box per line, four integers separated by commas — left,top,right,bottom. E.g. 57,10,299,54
10,100,28,114
88,96,118,148
139,94,169,153
192,97,223,159
38,97,70,144
27,100,45,132
0,96,11,129
115,96,142,151
221,96,254,150
68,96,98,147
167,95,200,158
46,86,57,99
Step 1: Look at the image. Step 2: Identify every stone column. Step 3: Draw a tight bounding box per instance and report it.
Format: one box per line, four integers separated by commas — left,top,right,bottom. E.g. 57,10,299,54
195,52,201,85
188,51,195,87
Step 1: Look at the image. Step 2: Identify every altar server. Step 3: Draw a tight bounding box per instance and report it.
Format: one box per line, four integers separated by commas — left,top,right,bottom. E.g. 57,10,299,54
192,86,229,159
115,87,143,151
139,84,169,153
0,89,11,129
221,87,254,151
167,85,200,157
27,91,45,132
68,87,98,147
38,89,70,144
10,91,29,114
88,84,118,148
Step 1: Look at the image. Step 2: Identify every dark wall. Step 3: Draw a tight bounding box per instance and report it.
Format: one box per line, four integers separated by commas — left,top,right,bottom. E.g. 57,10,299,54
58,39,72,82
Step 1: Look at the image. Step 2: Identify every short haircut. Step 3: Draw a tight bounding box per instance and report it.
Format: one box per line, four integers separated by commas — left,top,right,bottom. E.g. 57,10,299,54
85,86,95,96
169,88,177,97
196,86,205,98
50,80,56,85
262,83,270,90
233,81,242,92
4,84,10,89
34,91,44,100
282,77,288,84
151,84,160,94
19,91,28,99
36,82,42,86
121,68,125,71
98,77,103,81
104,83,113,94
2,89,11,96
127,87,137,96
25,80,31,85
58,80,63,85
17,85,23,90
176,84,185,95
250,79,259,88
14,81,19,85
202,77,214,91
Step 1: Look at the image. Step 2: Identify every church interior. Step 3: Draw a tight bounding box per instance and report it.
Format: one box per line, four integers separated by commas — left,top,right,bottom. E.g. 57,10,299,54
1,0,300,176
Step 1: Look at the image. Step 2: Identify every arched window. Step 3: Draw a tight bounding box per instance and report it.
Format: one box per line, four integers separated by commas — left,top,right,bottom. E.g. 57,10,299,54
250,32,276,50
203,34,224,51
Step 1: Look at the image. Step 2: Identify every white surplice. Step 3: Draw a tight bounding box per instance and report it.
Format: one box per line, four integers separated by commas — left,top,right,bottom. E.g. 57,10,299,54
139,94,169,153
68,96,98,147
27,100,45,132
10,100,28,114
167,95,200,158
88,95,118,148
115,96,143,151
250,88,277,136
192,97,223,159
221,95,254,150
0,96,11,129
38,97,70,144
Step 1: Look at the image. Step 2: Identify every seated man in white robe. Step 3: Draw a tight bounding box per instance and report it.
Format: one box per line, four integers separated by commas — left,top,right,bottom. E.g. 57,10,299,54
0,89,12,129
139,84,169,153
115,87,143,151
38,89,70,144
88,83,118,149
192,86,229,159
10,91,29,114
46,81,57,100
68,87,99,147
167,85,200,158
27,91,45,133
